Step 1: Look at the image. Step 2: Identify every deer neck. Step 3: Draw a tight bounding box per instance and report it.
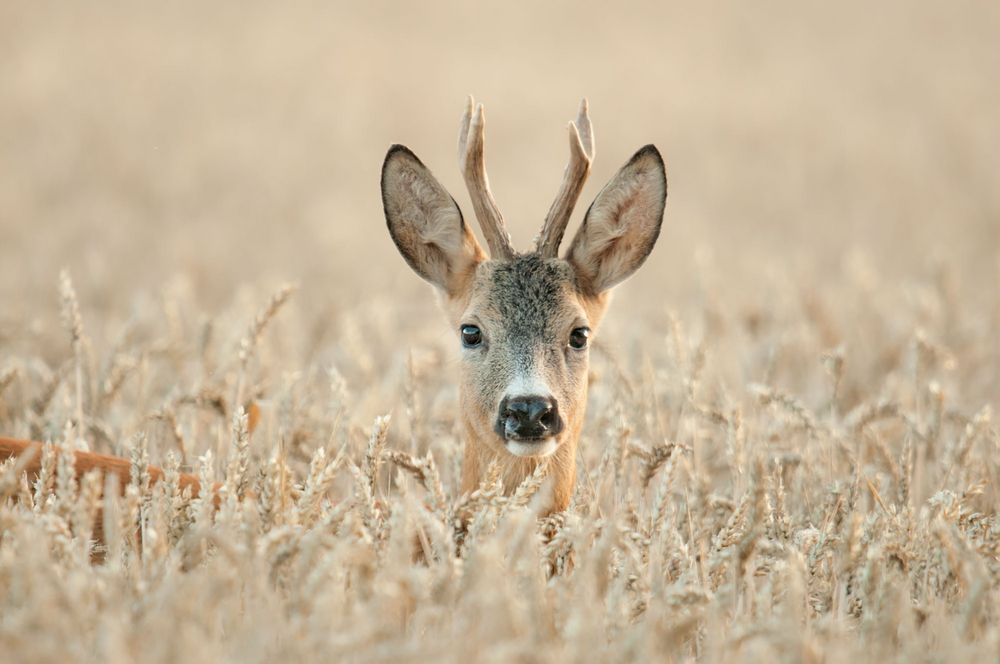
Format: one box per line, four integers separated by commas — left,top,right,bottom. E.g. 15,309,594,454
459,417,580,513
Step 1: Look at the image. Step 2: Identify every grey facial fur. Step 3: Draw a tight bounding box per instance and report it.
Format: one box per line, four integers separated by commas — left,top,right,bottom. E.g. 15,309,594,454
457,254,591,451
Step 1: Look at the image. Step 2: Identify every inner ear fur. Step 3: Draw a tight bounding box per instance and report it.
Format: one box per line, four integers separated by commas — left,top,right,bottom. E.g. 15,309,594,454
381,145,485,295
566,145,666,294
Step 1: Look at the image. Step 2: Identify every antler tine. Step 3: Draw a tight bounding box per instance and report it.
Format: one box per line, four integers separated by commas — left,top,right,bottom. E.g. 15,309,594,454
458,96,516,260
536,98,595,257
574,97,595,160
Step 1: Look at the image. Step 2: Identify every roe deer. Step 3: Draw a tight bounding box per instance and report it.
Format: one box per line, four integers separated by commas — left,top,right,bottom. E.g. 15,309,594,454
0,437,218,503
381,98,667,512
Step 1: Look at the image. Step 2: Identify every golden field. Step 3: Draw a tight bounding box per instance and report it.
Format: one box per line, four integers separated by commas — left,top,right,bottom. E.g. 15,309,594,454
0,1,998,661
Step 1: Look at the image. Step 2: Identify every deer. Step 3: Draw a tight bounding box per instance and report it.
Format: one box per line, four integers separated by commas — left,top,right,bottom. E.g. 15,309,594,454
381,97,666,513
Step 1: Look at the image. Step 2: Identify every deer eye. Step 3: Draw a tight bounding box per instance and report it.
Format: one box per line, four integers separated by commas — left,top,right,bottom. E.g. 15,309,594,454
461,325,483,348
568,327,590,350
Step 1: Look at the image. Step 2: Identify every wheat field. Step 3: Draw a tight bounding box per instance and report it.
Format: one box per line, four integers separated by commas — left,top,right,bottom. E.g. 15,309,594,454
1,1,999,662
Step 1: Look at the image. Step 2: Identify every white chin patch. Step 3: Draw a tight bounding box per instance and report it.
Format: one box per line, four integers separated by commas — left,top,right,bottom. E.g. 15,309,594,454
504,438,558,458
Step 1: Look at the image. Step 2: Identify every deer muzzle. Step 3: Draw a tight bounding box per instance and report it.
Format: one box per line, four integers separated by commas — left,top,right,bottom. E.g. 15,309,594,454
496,395,563,441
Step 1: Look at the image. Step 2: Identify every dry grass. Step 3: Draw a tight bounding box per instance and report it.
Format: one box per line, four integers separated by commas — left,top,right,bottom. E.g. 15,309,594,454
1,1,999,662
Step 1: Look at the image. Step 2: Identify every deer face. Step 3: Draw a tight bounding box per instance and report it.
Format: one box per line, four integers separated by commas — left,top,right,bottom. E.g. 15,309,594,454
381,99,666,477
451,254,599,458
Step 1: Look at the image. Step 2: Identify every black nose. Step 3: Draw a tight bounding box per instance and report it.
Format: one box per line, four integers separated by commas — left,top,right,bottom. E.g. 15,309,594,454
496,396,563,440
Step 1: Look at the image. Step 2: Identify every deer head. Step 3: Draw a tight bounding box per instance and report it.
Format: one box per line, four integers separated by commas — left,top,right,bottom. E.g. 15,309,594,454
381,98,666,511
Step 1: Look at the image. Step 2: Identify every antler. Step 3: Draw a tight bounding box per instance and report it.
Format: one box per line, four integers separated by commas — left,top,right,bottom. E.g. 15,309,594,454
536,99,595,257
459,97,516,260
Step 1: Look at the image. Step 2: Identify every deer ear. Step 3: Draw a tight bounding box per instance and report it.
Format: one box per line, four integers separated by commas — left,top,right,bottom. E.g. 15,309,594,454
565,145,666,293
382,145,486,295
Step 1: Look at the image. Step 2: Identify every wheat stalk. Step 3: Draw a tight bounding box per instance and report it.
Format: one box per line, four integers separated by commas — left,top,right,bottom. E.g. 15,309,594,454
234,283,297,408
58,269,88,451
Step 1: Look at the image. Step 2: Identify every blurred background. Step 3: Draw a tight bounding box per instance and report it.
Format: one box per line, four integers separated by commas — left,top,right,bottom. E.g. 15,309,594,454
0,0,997,399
